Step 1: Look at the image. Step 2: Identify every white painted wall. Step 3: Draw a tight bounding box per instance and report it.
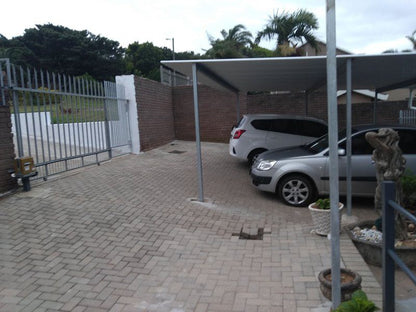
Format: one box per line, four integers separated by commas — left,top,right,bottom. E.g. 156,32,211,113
116,75,141,154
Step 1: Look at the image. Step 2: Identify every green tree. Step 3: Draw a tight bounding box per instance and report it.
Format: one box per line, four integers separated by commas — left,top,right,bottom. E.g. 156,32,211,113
1,24,125,81
205,24,253,58
125,42,165,80
125,42,202,81
0,34,36,64
255,9,318,56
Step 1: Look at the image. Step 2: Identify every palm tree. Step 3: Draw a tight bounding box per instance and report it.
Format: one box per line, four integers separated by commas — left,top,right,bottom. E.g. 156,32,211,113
206,24,253,59
255,9,318,56
406,30,416,50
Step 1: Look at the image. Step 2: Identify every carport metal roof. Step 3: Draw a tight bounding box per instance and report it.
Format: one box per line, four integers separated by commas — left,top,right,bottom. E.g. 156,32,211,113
161,52,416,93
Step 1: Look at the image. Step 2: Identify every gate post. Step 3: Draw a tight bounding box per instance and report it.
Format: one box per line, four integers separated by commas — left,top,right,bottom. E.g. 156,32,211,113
0,59,18,193
116,75,140,154
382,181,396,312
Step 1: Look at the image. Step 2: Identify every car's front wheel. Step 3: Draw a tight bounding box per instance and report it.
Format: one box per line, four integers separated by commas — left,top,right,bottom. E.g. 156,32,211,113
277,174,316,207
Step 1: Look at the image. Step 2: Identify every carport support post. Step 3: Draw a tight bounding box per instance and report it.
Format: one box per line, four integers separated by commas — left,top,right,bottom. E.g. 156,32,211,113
326,0,341,308
346,59,352,216
192,63,204,202
236,92,240,123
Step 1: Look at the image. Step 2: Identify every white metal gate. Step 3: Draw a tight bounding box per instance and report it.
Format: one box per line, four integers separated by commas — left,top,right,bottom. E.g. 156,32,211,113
0,58,131,180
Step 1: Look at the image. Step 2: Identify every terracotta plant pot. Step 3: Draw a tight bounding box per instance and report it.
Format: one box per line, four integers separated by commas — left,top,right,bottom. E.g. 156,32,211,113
308,202,344,236
318,268,362,302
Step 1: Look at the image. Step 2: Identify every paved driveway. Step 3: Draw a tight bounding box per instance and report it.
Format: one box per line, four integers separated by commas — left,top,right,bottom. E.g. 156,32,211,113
0,141,381,311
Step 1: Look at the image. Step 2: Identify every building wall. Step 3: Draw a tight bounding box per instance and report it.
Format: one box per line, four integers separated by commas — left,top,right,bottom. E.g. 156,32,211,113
135,77,175,151
173,85,247,142
0,105,17,193
171,86,408,142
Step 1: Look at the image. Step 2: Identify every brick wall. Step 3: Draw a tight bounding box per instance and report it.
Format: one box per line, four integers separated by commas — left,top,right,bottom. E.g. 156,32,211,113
173,85,247,142
170,86,409,141
0,105,17,193
135,77,175,151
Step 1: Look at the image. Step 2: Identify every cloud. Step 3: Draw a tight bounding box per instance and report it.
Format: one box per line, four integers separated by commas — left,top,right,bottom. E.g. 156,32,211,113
1,0,415,55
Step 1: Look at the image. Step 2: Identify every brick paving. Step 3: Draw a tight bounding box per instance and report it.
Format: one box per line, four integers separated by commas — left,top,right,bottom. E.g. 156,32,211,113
0,141,382,311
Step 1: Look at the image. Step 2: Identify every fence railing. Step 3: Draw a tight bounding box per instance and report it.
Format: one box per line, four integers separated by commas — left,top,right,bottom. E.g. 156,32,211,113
399,109,416,126
382,181,416,311
160,65,192,86
1,59,131,180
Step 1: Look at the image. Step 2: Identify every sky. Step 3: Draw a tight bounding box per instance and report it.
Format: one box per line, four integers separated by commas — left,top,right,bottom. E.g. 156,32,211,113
1,0,415,55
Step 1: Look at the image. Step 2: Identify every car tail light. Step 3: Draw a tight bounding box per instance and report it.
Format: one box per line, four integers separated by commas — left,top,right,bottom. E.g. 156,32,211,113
233,129,246,139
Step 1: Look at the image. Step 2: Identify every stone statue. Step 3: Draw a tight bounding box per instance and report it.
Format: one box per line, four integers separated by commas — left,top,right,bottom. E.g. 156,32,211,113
365,128,407,239
365,128,406,210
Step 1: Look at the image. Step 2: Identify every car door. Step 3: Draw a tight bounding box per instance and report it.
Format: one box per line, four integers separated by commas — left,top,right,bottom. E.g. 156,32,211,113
337,131,376,196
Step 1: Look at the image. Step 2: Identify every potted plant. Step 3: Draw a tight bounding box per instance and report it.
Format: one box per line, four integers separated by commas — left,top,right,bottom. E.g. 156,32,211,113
308,198,344,236
332,289,379,311
318,268,362,302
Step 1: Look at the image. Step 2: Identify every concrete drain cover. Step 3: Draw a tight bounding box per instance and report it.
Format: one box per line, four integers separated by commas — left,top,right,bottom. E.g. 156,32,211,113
233,227,265,240
168,150,186,154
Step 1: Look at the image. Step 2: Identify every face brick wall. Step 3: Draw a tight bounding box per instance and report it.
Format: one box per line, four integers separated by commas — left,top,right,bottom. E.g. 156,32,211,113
170,85,408,142
172,85,247,142
0,105,17,193
135,77,175,151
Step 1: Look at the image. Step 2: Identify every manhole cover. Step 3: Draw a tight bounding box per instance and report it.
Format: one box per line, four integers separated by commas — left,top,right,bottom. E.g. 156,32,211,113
168,150,186,154
233,227,265,240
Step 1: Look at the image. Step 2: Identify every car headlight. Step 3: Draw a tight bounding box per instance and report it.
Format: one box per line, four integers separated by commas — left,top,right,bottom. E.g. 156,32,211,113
256,160,277,171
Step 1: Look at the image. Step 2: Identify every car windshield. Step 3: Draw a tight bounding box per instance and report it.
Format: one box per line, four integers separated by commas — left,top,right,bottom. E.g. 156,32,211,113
305,129,350,153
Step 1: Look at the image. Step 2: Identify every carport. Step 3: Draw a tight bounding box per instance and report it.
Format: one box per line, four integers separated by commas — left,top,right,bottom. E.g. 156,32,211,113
161,28,416,311
162,53,416,204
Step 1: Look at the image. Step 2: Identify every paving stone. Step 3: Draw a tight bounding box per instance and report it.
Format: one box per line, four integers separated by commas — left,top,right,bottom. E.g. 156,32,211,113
0,141,383,311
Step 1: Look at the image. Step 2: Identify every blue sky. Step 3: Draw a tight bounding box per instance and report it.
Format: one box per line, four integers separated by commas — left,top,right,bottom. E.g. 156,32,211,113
1,0,415,54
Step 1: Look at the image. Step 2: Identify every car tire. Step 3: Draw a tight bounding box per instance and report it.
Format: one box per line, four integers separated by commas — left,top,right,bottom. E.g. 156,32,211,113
247,149,267,166
277,174,316,207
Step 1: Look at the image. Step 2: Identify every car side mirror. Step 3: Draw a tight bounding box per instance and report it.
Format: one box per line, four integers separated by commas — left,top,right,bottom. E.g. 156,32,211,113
338,148,346,156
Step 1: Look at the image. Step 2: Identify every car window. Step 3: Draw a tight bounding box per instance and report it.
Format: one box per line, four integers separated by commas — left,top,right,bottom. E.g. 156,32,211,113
397,129,416,154
251,119,271,131
339,132,374,155
269,119,297,134
297,120,328,137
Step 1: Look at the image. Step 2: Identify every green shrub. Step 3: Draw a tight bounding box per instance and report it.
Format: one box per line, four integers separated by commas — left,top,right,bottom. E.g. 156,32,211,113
333,290,379,312
401,169,416,210
315,198,331,210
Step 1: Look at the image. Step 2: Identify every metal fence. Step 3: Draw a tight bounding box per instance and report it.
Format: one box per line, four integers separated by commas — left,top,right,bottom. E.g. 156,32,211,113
382,181,416,311
0,58,131,180
160,65,192,86
399,109,416,126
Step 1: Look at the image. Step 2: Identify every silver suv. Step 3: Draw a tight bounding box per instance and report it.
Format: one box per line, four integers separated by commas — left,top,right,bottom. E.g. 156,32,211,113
229,114,327,164
250,125,416,207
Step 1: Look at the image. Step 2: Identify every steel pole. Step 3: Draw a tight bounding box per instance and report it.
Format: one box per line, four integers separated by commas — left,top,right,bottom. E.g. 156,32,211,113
236,92,240,123
346,59,352,216
192,63,204,202
326,0,341,308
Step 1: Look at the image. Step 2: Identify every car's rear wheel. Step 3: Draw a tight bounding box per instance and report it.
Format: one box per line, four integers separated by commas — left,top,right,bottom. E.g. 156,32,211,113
278,174,316,207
